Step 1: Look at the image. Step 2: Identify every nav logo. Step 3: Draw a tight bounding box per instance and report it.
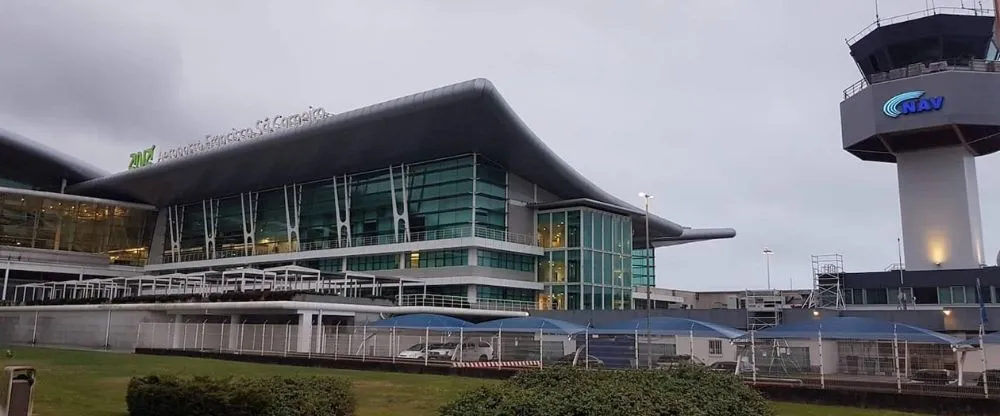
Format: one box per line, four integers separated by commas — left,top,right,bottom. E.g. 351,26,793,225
128,146,156,170
882,91,945,118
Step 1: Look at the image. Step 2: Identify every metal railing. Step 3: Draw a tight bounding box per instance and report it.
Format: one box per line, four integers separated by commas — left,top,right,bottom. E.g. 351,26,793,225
162,225,537,264
846,7,994,45
843,59,1000,99
397,294,536,312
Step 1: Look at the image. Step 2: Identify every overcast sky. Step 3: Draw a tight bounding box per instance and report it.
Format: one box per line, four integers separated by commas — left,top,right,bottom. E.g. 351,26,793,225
1,0,997,291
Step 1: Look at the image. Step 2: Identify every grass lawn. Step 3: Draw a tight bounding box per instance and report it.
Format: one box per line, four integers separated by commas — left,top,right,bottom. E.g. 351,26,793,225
1,347,923,416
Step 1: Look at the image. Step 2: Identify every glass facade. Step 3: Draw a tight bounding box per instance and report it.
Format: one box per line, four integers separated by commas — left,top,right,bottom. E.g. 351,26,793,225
846,285,999,305
477,249,535,272
0,191,156,265
406,249,467,268
0,177,33,190
478,286,535,303
537,208,633,310
631,248,656,287
164,154,510,262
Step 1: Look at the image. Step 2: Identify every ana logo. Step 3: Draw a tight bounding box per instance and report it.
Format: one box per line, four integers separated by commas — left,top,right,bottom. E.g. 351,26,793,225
882,91,945,118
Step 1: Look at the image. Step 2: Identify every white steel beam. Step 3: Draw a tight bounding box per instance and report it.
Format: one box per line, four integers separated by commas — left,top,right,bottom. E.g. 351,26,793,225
283,184,303,252
240,192,259,256
389,164,410,243
333,175,352,247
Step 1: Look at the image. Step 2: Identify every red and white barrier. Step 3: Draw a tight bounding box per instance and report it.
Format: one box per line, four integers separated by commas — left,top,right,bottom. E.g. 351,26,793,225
453,360,541,368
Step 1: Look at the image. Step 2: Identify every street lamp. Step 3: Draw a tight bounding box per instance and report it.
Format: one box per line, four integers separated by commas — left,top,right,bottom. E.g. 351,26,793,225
762,248,773,290
638,192,654,370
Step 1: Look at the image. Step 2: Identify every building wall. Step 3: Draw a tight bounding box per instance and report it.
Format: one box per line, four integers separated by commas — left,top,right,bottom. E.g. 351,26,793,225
0,309,171,351
506,173,535,237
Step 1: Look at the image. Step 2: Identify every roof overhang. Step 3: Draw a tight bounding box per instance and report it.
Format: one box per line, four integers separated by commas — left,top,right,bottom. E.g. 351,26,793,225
0,127,107,190
67,78,735,244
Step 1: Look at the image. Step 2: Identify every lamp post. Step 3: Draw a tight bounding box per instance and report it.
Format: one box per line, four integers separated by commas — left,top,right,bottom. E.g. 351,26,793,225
762,248,773,290
638,192,654,370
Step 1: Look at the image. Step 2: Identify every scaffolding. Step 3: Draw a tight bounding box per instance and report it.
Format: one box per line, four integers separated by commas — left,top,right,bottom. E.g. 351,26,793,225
807,254,846,310
743,290,784,331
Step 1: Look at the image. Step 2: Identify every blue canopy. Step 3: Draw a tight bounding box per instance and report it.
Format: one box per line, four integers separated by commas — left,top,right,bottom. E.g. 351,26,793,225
467,317,587,334
595,317,745,339
368,313,471,330
957,331,1000,347
743,317,960,345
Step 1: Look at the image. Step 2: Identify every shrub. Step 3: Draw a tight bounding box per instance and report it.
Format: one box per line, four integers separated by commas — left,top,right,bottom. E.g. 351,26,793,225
126,374,356,416
440,364,774,416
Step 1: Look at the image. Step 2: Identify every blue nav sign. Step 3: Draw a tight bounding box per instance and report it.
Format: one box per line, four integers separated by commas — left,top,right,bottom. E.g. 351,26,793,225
882,91,945,118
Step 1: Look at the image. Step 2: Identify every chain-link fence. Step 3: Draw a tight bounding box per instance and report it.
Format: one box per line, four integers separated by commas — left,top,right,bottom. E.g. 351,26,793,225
133,323,746,371
4,313,1000,399
731,329,999,399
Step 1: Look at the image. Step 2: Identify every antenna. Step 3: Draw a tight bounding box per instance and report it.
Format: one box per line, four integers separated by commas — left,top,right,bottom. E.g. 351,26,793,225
875,0,881,26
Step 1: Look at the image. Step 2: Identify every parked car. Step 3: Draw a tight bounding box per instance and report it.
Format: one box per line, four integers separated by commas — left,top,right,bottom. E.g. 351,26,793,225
909,369,957,385
426,342,460,360
427,341,495,361
655,354,704,369
455,341,495,362
552,350,605,368
398,343,443,359
708,360,758,374
977,369,1000,387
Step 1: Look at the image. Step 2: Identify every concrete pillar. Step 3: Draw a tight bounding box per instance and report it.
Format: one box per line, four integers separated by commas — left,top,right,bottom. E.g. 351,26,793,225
466,285,478,304
297,311,314,353
314,311,324,353
2,261,10,301
171,315,184,349
228,314,241,350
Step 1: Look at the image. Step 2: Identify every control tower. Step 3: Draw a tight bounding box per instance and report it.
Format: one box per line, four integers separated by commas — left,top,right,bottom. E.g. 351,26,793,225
840,5,1000,271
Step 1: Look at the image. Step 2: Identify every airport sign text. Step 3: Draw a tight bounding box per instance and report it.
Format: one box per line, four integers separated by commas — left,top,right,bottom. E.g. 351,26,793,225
156,106,334,163
882,91,944,118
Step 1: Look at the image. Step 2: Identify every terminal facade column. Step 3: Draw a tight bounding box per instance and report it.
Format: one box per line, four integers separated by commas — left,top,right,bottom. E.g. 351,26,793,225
171,315,184,349
297,311,315,353
2,261,10,301
228,314,241,350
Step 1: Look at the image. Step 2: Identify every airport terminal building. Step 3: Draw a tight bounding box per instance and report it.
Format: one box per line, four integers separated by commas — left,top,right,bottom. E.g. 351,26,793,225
0,78,734,311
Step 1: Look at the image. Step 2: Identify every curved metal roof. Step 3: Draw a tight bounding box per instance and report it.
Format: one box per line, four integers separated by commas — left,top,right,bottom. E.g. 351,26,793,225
595,316,745,339
0,127,107,190
67,78,735,243
743,317,961,344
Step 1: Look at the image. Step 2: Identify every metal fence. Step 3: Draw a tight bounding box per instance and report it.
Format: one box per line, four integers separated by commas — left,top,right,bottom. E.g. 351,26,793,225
4,317,999,399
735,330,998,399
131,323,731,370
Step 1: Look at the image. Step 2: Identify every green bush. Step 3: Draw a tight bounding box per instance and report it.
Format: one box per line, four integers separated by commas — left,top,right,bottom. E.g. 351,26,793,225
126,374,356,416
440,365,774,416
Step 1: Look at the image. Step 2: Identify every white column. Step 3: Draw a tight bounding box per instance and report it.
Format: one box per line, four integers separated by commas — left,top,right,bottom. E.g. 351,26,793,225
297,311,315,353
284,184,302,252
228,314,241,350
467,285,477,304
202,199,219,259
167,206,184,262
2,261,10,301
333,175,352,247
240,192,259,256
389,164,411,242
171,315,184,349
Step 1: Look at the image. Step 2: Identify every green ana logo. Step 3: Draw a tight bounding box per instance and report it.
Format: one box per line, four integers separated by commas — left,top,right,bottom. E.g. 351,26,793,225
128,146,156,170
